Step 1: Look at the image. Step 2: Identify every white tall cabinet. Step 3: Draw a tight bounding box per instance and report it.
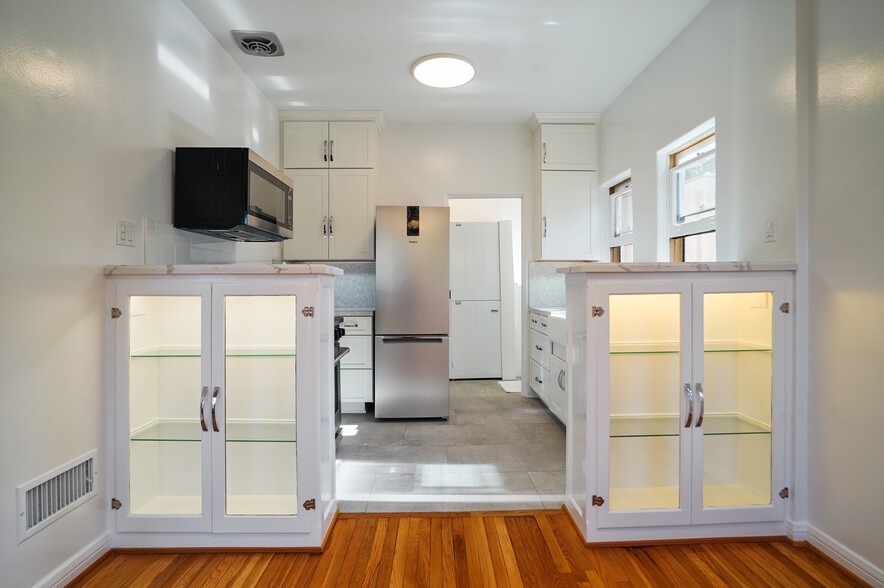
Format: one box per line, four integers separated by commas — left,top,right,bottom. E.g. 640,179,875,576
563,263,796,543
280,113,382,261
530,114,599,261
105,264,340,548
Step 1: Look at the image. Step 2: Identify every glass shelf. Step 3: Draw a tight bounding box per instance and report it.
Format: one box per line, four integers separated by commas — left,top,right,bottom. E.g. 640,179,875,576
610,413,770,438
131,419,297,443
610,341,771,355
130,346,296,358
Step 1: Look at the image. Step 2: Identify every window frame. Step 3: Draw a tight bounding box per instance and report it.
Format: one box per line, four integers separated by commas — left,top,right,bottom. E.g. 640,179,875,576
668,131,716,239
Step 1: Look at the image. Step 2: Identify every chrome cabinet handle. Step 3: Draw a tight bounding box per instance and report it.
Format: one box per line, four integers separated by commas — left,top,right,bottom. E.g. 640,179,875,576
695,383,705,427
558,369,565,390
199,386,209,432
543,216,547,238
322,216,328,237
211,386,220,432
328,215,334,237
684,383,694,428
535,344,543,351
542,141,548,164
323,140,328,162
329,140,334,162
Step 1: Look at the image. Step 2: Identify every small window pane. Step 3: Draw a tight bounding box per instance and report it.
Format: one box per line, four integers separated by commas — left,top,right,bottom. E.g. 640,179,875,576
612,189,633,237
684,232,716,262
620,243,634,262
674,152,716,225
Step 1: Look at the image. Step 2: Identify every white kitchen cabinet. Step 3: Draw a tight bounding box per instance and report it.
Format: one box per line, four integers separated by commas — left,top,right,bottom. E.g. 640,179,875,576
105,265,339,548
530,117,599,261
564,263,795,543
537,123,598,171
282,121,377,169
449,300,502,379
282,168,376,260
540,170,596,260
528,311,551,403
339,314,373,412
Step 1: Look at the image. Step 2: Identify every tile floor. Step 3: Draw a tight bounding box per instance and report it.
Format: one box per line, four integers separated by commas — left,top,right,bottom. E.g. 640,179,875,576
336,379,566,512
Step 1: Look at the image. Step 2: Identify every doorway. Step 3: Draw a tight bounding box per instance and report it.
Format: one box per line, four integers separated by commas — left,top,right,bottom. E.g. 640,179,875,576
447,195,522,382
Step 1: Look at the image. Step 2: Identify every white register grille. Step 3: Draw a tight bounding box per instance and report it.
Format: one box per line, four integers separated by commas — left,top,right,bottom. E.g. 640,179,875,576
16,450,97,543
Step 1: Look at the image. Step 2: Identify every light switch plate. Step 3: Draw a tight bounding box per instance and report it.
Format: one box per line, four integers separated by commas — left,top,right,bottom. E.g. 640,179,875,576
117,220,135,247
764,217,778,242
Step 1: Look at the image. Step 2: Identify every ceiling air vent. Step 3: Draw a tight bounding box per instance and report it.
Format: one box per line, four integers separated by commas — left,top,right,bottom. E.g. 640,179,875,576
231,30,285,57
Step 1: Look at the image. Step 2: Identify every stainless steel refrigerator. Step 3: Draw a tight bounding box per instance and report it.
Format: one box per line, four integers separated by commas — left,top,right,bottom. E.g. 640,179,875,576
374,205,450,419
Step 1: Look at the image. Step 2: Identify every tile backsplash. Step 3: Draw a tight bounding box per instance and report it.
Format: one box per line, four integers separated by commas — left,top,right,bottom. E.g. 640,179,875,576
528,261,570,309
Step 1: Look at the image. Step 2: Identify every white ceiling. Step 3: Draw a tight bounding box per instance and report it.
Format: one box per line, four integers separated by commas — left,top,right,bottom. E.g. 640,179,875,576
182,0,711,126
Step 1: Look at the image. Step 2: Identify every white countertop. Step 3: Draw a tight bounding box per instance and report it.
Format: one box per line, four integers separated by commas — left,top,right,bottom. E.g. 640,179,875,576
557,261,797,274
103,263,344,276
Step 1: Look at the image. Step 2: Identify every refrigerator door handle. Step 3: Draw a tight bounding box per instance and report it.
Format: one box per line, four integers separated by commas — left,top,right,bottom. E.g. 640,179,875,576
381,336,445,343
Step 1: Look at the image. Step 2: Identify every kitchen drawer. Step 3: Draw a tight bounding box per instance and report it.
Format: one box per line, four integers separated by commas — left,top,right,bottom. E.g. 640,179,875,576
339,316,372,336
529,359,549,402
529,329,550,368
340,335,372,368
528,311,550,335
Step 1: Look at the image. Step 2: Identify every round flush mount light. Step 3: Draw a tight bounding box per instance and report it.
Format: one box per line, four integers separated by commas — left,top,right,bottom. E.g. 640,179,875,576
411,54,475,88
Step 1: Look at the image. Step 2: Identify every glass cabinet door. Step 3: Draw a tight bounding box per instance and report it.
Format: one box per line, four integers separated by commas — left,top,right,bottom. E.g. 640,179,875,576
599,286,692,528
222,294,298,517
694,287,778,522
120,287,213,532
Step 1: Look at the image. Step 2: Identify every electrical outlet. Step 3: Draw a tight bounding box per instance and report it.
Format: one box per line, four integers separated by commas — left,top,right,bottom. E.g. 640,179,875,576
116,220,135,247
764,217,778,242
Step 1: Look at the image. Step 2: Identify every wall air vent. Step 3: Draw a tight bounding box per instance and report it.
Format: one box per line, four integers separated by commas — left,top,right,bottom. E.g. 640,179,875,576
16,450,98,543
231,30,285,57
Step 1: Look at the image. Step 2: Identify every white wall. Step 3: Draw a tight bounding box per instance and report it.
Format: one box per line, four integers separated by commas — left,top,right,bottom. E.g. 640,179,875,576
600,0,797,263
807,0,884,580
0,1,279,585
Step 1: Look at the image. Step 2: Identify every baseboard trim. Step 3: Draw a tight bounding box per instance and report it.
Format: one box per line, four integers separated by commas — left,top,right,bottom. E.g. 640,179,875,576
38,532,111,588
806,523,883,586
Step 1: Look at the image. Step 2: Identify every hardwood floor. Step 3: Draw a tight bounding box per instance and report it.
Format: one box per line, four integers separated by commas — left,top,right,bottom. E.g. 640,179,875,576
68,509,868,587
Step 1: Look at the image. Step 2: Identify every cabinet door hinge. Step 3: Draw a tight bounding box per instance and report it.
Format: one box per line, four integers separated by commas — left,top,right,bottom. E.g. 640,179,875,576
303,498,316,510
779,487,789,499
592,306,605,318
111,307,122,319
591,495,605,507
111,498,122,510
301,306,314,318
779,302,790,314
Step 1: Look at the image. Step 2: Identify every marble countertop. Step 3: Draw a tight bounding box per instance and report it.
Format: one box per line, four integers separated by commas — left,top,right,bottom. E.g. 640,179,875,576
529,307,565,317
104,263,343,276
557,261,797,274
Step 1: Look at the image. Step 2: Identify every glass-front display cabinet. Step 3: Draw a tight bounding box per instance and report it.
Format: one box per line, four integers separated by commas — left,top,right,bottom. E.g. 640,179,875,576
563,264,794,542
106,265,338,546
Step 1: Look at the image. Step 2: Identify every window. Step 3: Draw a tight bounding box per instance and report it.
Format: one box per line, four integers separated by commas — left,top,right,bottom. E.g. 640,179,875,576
610,177,634,262
669,130,715,261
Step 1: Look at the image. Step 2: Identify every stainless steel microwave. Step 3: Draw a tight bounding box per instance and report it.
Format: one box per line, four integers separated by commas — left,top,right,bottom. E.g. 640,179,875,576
174,147,294,242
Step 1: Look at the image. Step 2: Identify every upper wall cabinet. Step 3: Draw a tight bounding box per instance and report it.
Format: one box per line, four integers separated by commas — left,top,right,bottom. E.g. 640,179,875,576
530,114,601,260
537,123,598,171
280,112,383,260
283,121,378,169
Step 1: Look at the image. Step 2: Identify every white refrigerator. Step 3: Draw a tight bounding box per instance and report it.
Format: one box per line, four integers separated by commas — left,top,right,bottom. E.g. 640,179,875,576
449,222,503,379
374,206,450,418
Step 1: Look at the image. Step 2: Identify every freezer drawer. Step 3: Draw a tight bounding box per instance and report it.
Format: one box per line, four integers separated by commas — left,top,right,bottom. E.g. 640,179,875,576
374,335,449,419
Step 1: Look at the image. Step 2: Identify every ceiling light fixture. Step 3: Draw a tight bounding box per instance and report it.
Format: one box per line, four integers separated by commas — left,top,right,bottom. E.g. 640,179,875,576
411,54,475,88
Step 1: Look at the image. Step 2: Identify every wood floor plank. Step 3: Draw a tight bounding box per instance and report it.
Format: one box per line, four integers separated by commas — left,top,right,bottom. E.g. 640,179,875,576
491,515,525,588
66,510,872,588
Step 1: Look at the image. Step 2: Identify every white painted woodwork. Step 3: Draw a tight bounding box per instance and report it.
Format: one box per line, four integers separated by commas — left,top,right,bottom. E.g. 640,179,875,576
283,121,377,169
449,300,502,380
339,315,373,411
537,124,598,171
450,222,501,301
540,170,596,260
